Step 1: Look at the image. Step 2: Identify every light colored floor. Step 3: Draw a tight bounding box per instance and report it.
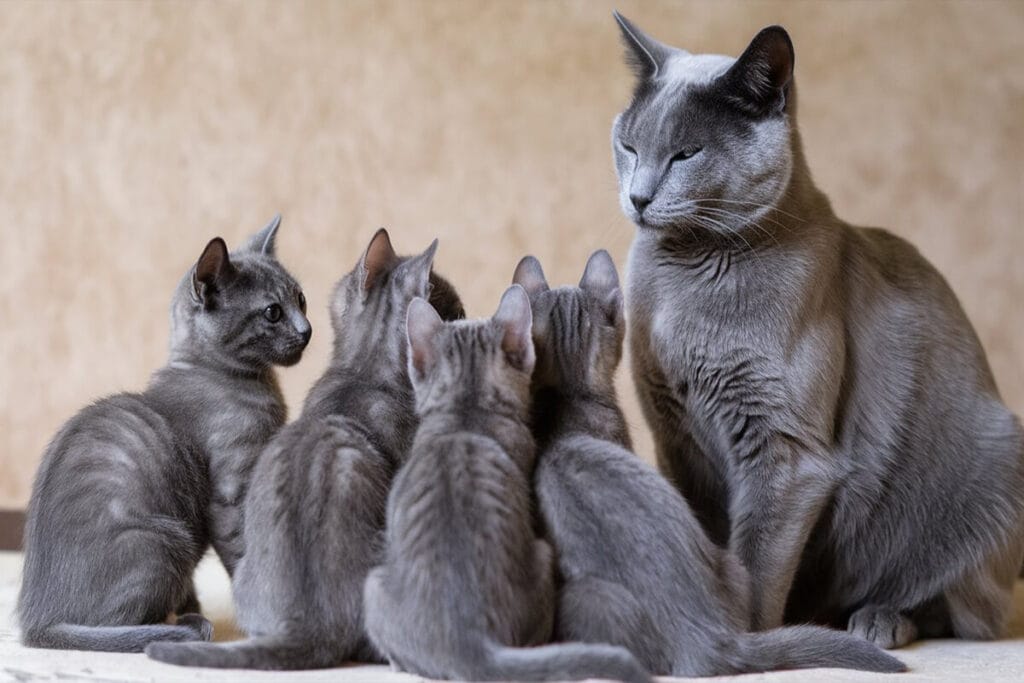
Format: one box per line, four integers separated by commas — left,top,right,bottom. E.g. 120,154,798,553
2,551,1024,682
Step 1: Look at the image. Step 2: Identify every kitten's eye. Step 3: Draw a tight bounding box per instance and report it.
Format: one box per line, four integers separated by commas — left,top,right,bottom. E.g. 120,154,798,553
264,304,283,323
621,142,637,155
670,146,703,163
297,292,306,313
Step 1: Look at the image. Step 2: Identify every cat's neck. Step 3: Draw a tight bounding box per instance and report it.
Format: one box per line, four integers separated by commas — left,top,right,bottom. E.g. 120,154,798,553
160,348,279,387
418,402,534,469
533,385,632,452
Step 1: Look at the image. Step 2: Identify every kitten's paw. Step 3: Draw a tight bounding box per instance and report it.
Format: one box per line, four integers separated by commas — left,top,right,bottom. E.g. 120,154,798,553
175,613,214,641
848,605,918,649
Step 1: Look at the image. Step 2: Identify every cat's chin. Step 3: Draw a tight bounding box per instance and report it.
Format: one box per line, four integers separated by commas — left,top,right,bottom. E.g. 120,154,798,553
276,349,306,367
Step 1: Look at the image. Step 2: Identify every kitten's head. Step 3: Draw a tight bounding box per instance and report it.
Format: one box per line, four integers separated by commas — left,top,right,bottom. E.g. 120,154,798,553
406,285,534,416
328,229,464,366
172,215,311,371
612,12,796,235
513,250,624,396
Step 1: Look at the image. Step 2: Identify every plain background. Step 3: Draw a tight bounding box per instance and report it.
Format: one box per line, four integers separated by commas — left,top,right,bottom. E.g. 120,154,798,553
1,0,1021,509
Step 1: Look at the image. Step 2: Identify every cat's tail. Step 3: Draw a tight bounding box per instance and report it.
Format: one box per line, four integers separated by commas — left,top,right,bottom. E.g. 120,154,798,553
145,634,350,670
23,615,212,653
466,639,653,683
731,625,906,674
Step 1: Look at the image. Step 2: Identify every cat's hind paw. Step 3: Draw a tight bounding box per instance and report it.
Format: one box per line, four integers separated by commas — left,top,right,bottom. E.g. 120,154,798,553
848,605,918,649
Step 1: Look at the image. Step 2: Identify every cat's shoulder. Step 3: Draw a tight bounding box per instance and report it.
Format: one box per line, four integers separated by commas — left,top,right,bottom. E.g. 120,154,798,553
842,224,948,291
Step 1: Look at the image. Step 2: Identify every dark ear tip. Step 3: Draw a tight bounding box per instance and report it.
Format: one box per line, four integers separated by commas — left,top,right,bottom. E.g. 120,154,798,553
754,25,794,55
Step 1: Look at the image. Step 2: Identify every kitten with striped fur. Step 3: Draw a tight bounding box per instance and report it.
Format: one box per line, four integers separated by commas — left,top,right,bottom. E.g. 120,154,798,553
18,216,310,652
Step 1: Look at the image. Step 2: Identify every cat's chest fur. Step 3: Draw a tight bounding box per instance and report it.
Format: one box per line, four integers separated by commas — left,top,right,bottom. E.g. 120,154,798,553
628,235,840,464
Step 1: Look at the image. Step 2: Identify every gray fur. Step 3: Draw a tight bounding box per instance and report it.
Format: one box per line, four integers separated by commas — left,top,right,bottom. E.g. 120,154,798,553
146,229,465,670
613,14,1024,646
518,251,905,675
363,286,651,683
18,218,311,652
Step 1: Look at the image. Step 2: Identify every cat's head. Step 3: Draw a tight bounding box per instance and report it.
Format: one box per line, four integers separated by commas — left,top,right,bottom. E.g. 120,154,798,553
406,285,534,416
328,229,464,365
612,13,796,235
172,215,312,371
513,250,624,395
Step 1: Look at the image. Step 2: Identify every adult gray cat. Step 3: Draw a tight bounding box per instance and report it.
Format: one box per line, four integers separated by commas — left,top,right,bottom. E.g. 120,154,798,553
612,11,1024,647
146,229,464,669
363,285,651,683
515,251,904,675
18,216,311,652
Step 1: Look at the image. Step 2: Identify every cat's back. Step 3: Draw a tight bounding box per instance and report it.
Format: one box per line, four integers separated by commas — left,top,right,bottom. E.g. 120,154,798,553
388,430,534,592
537,435,731,608
28,392,206,523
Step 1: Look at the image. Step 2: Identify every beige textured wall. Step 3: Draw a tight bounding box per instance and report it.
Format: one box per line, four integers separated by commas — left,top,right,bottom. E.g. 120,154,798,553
1,0,1021,508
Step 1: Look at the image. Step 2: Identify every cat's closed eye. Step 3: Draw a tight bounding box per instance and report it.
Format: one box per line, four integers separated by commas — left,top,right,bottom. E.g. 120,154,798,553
670,146,703,163
264,304,283,323
298,292,307,313
621,141,638,155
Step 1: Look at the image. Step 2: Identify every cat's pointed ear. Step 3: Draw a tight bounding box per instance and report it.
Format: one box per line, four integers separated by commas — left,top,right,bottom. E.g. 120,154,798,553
494,285,535,373
512,255,549,299
580,250,624,327
406,238,439,296
407,297,444,380
614,11,675,81
192,237,237,306
722,25,794,115
244,214,282,257
359,228,400,293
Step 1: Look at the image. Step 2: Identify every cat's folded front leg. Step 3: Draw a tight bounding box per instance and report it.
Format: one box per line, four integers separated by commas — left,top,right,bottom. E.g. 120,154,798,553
728,440,835,630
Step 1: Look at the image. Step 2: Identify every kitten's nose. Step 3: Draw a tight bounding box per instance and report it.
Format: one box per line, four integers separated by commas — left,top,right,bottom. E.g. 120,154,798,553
300,326,312,345
630,193,652,214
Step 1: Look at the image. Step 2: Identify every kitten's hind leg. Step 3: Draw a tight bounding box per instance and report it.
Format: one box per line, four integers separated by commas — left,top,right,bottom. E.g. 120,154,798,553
556,575,670,674
847,605,918,649
175,582,201,616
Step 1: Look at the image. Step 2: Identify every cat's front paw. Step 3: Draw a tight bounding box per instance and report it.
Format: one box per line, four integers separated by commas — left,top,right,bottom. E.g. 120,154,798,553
175,613,214,641
848,605,917,649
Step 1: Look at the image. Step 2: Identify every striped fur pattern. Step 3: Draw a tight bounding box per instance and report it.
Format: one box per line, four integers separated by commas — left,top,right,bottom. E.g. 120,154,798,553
613,13,1024,647
519,251,904,676
146,229,465,670
18,216,311,652
363,285,651,683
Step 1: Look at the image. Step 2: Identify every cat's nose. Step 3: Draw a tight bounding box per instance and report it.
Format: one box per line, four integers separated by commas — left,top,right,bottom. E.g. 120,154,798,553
300,326,312,344
630,193,652,214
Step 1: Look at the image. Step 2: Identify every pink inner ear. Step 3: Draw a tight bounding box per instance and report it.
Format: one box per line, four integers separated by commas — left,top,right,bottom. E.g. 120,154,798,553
362,229,399,290
196,237,231,284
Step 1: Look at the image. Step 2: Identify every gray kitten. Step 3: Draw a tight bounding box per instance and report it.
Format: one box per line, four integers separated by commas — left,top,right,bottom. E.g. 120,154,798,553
363,285,651,683
18,216,311,652
146,229,464,669
516,251,904,675
612,12,1024,647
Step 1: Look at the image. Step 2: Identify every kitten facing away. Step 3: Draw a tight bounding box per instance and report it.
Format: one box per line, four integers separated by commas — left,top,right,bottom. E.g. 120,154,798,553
515,251,905,676
146,229,465,669
612,12,1024,646
18,216,311,652
363,285,652,683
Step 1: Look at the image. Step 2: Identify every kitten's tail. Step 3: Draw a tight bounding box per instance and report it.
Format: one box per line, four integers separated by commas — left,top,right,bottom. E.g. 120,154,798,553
145,634,353,670
467,640,653,683
732,625,906,674
23,615,211,653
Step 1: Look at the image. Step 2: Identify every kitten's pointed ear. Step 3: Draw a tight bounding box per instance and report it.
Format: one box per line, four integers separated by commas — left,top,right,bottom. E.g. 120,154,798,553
407,297,444,380
494,285,535,373
580,250,624,327
723,25,794,115
614,11,675,80
192,237,237,306
244,214,282,256
359,228,400,293
512,255,549,299
406,238,439,295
